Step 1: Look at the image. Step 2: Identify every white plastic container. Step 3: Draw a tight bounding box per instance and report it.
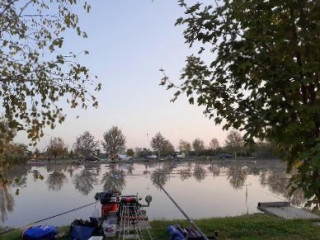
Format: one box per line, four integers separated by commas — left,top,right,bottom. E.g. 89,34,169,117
103,211,118,237
88,237,103,240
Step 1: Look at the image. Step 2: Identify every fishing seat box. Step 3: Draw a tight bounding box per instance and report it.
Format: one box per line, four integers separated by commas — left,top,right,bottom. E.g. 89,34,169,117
101,197,118,217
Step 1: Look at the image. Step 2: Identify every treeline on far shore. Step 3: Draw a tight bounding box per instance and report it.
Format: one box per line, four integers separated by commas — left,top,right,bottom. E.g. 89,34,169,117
4,127,280,165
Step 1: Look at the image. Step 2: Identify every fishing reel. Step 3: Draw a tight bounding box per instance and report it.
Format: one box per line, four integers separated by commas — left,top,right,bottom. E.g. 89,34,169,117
145,195,152,207
120,195,152,207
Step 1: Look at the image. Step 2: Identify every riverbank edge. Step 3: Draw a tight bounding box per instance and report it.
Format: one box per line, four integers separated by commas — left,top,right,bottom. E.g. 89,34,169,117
2,213,320,240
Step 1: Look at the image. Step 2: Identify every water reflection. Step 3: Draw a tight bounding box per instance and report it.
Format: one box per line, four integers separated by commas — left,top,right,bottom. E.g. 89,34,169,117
127,165,134,175
7,165,31,188
46,172,68,191
262,171,305,205
67,168,74,178
259,169,268,186
248,166,260,176
101,169,125,192
150,162,177,187
0,160,311,226
142,164,151,175
151,168,169,187
193,164,206,182
162,161,177,173
208,164,220,177
0,185,14,222
179,168,192,181
227,166,248,189
32,170,44,182
73,168,98,195
46,164,69,173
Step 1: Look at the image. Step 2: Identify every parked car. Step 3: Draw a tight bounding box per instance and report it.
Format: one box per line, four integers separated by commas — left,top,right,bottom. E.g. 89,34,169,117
172,152,185,159
118,154,133,161
218,153,233,159
146,155,157,160
85,156,100,161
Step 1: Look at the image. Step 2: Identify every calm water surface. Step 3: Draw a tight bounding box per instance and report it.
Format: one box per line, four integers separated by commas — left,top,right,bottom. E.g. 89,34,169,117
1,160,304,227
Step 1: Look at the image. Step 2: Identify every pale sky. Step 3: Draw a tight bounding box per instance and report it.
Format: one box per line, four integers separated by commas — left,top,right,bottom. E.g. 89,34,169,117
15,0,228,151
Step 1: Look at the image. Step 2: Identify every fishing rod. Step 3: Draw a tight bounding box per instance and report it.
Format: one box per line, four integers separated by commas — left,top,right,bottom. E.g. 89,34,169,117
0,201,97,236
158,184,215,240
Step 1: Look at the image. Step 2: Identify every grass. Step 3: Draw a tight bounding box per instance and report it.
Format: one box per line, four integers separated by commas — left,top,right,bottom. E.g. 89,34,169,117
1,214,320,240
151,214,320,240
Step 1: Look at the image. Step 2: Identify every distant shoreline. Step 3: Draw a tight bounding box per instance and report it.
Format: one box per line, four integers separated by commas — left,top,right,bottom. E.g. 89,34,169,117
26,157,282,166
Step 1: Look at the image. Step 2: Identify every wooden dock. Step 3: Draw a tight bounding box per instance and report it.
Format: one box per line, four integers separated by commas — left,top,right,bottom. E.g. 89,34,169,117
258,202,320,220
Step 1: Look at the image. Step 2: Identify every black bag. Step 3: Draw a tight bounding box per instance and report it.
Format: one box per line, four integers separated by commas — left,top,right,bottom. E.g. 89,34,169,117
95,191,115,204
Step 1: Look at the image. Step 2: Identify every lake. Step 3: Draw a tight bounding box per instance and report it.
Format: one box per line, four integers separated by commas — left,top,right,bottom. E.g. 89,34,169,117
0,160,304,228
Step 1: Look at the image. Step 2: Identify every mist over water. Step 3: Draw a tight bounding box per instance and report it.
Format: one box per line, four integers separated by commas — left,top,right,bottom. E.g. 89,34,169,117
1,160,304,227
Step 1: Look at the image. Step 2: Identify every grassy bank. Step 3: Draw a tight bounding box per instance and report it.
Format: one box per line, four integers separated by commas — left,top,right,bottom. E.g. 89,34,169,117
151,214,320,240
2,214,320,240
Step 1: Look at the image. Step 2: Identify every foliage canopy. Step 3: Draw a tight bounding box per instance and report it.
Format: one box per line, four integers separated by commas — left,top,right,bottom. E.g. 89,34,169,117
209,138,220,150
192,138,205,154
179,139,191,153
162,0,320,206
74,131,99,156
151,132,174,156
0,0,101,153
47,137,67,159
102,126,126,156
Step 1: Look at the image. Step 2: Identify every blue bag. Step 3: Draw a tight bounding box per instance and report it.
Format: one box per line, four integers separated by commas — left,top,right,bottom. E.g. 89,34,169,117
22,225,58,240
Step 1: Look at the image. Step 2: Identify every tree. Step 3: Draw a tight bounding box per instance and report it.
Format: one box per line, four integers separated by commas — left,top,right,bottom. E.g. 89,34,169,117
34,148,41,160
69,150,74,159
135,147,152,158
0,119,17,167
126,149,134,157
47,137,68,159
151,132,174,156
209,138,220,150
225,131,244,156
161,1,320,206
179,140,191,154
151,133,166,156
4,143,29,164
192,138,205,155
253,141,278,159
102,126,126,156
74,131,99,157
162,141,175,156
0,1,101,155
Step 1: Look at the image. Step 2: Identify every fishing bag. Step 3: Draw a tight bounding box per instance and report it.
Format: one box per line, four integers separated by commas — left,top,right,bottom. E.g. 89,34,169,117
22,225,58,240
95,190,119,204
167,225,208,240
167,225,187,240
69,219,102,240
